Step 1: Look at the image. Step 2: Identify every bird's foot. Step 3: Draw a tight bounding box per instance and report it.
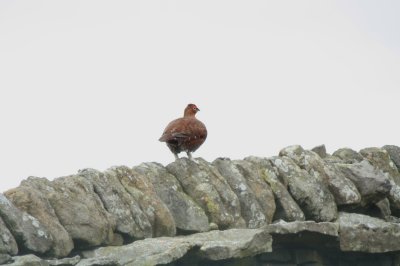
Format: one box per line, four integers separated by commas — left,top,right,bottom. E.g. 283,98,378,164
174,153,179,160
186,152,193,160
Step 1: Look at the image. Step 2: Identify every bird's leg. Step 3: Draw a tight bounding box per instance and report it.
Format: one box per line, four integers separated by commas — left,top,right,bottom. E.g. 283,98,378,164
174,153,179,160
186,151,193,160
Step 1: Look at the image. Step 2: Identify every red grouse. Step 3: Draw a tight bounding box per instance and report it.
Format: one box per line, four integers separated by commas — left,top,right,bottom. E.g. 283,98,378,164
159,104,207,160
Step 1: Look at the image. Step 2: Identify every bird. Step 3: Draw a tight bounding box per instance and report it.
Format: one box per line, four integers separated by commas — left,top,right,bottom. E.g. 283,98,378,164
159,103,207,160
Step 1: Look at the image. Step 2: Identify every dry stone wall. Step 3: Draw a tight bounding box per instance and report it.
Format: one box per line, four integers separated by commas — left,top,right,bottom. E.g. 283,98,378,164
1,145,400,265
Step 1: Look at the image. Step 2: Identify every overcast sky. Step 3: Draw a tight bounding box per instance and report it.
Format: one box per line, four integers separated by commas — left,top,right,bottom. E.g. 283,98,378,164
1,1,399,192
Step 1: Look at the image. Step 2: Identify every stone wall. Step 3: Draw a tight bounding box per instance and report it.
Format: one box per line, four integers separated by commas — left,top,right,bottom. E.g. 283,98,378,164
1,145,400,265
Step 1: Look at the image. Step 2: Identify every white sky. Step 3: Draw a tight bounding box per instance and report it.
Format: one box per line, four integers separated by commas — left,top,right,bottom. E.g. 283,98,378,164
0,1,399,192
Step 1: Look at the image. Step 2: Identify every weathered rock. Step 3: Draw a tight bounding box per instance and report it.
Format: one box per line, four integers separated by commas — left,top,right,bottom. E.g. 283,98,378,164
0,254,12,264
9,254,49,266
337,160,392,206
244,156,305,222
360,147,400,185
78,168,152,239
311,144,327,158
108,166,176,237
333,148,363,163
265,220,339,250
76,257,118,266
81,228,271,265
192,229,272,260
266,220,339,237
5,178,74,257
133,162,209,233
280,145,361,206
0,216,18,255
46,255,81,266
339,212,400,253
166,158,244,229
48,175,115,248
212,158,268,228
233,160,276,222
383,145,400,171
0,193,52,254
269,156,337,222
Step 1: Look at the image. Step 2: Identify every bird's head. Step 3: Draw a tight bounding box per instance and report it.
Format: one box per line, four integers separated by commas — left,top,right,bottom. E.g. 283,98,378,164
184,103,200,117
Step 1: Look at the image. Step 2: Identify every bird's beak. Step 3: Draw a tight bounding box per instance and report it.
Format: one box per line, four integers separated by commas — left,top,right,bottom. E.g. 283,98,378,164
196,107,200,112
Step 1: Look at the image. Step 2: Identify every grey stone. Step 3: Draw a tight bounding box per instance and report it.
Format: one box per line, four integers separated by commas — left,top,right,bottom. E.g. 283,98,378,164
9,254,49,266
81,228,271,265
360,147,400,185
375,198,392,219
48,175,116,248
266,220,339,237
359,148,400,215
0,216,18,255
166,158,245,229
76,257,118,266
280,145,361,206
109,166,176,237
0,254,12,264
339,212,400,253
5,178,74,257
311,145,327,158
333,148,363,163
193,229,272,260
337,160,392,206
78,168,153,239
244,156,305,222
212,158,268,228
0,193,52,254
269,156,337,222
133,162,209,233
46,255,81,266
383,145,400,171
233,160,276,223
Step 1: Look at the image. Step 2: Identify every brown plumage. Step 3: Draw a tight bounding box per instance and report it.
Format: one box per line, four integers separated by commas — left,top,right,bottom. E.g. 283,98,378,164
159,103,207,160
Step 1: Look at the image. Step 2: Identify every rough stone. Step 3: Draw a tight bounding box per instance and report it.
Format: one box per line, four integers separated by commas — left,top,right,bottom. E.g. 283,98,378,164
166,158,244,229
332,148,363,163
244,156,305,222
360,147,400,185
337,160,392,206
311,144,327,158
375,198,392,219
78,168,152,239
109,166,176,237
0,254,12,264
48,175,115,248
280,145,361,206
81,228,271,265
76,257,118,266
383,145,400,171
269,156,337,222
265,220,339,237
233,160,276,222
212,158,268,228
0,216,18,255
133,162,209,233
339,212,400,253
46,255,81,266
9,254,49,266
0,193,52,254
193,229,272,260
359,147,400,215
5,178,74,257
